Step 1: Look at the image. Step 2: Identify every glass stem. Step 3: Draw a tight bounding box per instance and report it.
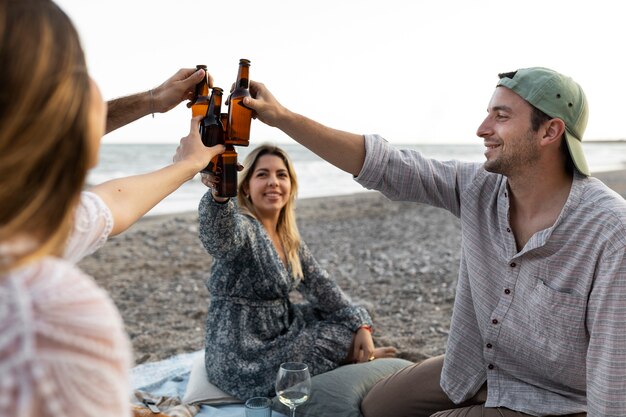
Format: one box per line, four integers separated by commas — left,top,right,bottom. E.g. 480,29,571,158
290,406,296,417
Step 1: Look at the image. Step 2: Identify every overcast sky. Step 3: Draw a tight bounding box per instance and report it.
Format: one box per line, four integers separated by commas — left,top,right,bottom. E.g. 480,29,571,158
56,0,626,144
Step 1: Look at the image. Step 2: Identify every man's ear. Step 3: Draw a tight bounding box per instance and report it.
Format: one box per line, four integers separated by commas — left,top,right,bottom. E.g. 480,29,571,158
541,118,566,146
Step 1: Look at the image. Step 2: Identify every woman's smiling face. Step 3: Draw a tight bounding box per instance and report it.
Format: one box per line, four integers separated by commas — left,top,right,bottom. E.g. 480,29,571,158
244,154,292,217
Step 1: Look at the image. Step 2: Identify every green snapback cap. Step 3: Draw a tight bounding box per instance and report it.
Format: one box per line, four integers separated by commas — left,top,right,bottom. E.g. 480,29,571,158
497,67,590,176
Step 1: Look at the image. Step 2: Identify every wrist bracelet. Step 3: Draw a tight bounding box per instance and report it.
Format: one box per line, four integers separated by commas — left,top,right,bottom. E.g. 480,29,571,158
359,325,373,333
149,89,155,118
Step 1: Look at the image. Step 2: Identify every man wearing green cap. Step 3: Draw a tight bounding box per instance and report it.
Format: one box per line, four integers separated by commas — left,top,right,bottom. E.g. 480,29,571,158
244,67,626,416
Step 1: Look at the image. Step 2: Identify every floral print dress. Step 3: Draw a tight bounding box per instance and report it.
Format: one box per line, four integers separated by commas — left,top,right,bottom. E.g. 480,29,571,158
198,192,372,400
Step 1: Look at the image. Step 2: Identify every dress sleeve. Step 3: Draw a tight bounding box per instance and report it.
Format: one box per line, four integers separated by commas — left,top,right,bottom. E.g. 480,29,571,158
63,191,113,263
297,241,372,332
1,260,132,417
197,191,253,260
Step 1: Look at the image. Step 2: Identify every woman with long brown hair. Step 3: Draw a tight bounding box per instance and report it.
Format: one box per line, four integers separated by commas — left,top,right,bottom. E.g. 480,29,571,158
0,1,223,416
198,143,396,400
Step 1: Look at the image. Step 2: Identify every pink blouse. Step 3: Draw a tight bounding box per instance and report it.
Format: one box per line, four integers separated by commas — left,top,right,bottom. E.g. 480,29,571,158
0,192,132,417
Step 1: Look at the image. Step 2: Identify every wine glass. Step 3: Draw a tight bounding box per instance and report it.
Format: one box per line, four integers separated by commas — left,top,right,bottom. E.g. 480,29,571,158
275,362,311,417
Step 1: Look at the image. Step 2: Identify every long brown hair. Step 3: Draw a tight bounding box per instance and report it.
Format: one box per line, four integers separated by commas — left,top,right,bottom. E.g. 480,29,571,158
0,0,92,271
237,144,303,279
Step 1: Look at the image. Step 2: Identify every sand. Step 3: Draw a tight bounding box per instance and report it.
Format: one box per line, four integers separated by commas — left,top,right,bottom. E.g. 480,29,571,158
78,170,626,365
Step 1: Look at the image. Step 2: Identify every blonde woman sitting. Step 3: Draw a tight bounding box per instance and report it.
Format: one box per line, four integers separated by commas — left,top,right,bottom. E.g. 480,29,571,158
198,144,396,400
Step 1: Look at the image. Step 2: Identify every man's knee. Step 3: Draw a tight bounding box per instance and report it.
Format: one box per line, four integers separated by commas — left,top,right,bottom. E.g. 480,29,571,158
361,371,405,417
361,355,449,417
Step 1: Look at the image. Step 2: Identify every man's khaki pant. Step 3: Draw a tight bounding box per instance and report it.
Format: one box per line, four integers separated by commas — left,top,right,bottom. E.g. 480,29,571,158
361,355,586,417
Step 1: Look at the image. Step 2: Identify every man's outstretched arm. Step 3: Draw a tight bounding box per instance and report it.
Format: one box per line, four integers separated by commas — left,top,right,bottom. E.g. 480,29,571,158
106,67,209,133
245,80,366,177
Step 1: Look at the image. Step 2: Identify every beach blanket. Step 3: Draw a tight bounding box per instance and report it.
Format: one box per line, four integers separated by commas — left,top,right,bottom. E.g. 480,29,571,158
132,390,200,417
131,350,287,417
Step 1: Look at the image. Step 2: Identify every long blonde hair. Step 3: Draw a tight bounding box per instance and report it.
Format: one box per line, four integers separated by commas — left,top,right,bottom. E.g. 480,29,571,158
237,144,303,279
0,0,92,271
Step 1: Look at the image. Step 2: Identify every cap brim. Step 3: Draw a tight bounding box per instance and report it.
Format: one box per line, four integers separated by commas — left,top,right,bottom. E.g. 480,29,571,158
565,131,590,176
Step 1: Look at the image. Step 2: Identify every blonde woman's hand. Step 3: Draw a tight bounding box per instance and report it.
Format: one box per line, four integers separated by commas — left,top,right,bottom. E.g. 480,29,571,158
352,327,376,363
200,172,228,202
200,172,219,189
200,164,244,202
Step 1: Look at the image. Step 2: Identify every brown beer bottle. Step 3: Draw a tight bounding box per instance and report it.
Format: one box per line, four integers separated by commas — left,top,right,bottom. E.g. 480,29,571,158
210,113,230,175
208,112,230,182
227,59,252,146
200,87,224,174
216,145,238,198
190,64,210,118
220,113,229,139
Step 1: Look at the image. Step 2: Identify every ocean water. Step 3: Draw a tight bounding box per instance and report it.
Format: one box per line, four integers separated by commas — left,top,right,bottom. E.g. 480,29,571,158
88,141,626,215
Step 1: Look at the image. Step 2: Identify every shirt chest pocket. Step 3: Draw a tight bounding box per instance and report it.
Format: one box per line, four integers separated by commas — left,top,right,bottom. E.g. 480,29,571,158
527,278,588,344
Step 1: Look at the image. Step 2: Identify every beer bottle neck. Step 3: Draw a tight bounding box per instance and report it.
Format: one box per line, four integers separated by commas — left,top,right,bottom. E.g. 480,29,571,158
192,64,209,103
209,93,222,115
207,88,223,118
194,78,209,99
236,65,250,89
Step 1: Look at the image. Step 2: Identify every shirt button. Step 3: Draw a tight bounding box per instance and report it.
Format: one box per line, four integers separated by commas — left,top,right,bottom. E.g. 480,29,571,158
510,262,516,267
506,227,511,233
486,343,493,349
492,319,498,325
504,288,511,295
488,364,495,370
